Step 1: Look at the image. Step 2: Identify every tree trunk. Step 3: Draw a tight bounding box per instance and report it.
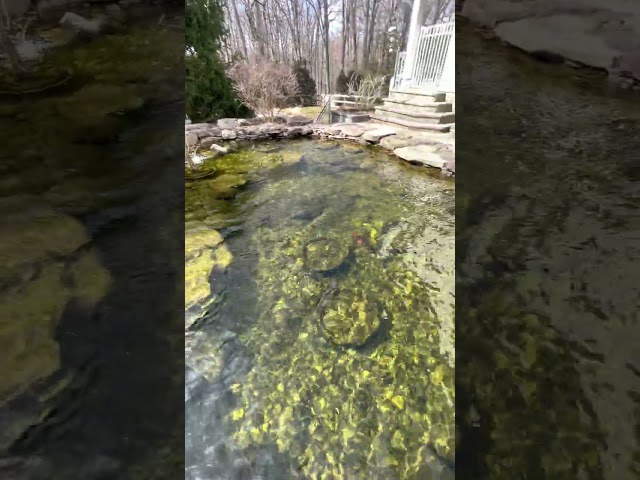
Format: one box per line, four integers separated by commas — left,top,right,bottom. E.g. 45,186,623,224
321,0,330,93
231,0,249,58
350,0,357,70
340,0,346,72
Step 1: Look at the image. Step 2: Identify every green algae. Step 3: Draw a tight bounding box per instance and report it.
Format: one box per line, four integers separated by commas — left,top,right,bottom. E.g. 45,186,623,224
304,237,350,272
0,208,111,403
185,228,231,311
185,140,455,478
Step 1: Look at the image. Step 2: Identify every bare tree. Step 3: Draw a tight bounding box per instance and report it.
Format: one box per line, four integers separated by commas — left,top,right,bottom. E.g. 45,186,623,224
222,0,427,95
227,57,300,119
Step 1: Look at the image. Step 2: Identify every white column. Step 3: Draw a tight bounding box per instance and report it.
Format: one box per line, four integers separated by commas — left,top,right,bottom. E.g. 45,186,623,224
438,30,455,92
402,0,427,86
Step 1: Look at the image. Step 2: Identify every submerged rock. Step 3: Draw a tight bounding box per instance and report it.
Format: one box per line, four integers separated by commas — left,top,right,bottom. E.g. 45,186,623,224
185,229,224,258
208,174,247,199
55,84,144,130
59,12,103,35
0,207,110,449
319,290,381,347
304,237,350,273
278,151,303,165
185,228,232,310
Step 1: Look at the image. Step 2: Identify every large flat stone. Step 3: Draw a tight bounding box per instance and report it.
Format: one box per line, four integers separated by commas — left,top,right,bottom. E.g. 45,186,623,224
339,125,368,137
394,146,448,170
185,123,212,131
362,127,397,143
380,133,439,150
462,0,640,78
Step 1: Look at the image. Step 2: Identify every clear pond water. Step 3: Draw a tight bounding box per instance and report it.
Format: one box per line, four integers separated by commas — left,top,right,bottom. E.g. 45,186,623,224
456,22,640,480
185,140,455,479
0,14,184,478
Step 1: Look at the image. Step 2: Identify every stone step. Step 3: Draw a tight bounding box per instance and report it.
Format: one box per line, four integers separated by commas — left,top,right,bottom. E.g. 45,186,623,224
370,114,452,133
389,90,446,103
374,106,455,125
383,99,453,113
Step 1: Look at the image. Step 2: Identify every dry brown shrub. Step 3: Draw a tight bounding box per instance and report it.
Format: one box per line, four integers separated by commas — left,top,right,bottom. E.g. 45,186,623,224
227,58,301,121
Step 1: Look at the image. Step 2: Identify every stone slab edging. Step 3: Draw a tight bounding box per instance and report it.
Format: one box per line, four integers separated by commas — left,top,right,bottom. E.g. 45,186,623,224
460,1,640,90
186,118,455,176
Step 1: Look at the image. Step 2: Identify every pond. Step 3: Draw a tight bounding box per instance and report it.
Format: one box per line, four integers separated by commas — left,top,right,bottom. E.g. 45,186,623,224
185,140,455,479
456,22,640,480
0,10,184,478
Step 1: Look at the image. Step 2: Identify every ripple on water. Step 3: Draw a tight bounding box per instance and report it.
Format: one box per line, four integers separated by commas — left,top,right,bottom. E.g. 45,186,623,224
456,24,640,480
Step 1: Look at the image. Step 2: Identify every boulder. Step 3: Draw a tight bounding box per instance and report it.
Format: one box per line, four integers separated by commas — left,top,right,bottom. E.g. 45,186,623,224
210,144,229,154
304,237,350,273
185,123,211,131
208,174,247,199
59,12,105,35
221,129,237,140
200,137,217,149
186,132,199,147
217,118,239,129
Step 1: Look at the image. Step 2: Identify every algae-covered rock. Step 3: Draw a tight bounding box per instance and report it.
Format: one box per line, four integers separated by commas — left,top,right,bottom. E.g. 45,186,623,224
278,151,303,166
185,229,224,259
185,228,232,310
68,250,113,307
319,290,382,347
208,174,247,199
360,159,376,170
55,84,144,125
0,263,66,402
0,208,111,403
304,237,350,272
0,207,89,277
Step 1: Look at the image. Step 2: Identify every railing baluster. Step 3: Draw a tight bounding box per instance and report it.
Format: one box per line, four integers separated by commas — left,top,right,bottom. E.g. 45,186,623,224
391,21,454,91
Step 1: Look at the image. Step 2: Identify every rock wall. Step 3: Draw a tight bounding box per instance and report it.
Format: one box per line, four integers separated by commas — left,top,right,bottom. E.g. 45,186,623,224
186,119,455,176
461,0,640,87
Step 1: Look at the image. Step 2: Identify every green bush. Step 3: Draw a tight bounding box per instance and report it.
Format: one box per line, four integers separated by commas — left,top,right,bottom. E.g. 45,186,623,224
292,60,317,107
185,0,248,122
186,55,250,122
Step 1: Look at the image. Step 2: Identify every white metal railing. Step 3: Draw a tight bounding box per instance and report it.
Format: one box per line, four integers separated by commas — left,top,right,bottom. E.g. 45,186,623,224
391,52,406,90
331,94,380,110
395,21,454,91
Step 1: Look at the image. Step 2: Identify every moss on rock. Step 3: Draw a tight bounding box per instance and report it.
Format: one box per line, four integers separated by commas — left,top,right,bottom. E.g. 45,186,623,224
0,209,111,404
